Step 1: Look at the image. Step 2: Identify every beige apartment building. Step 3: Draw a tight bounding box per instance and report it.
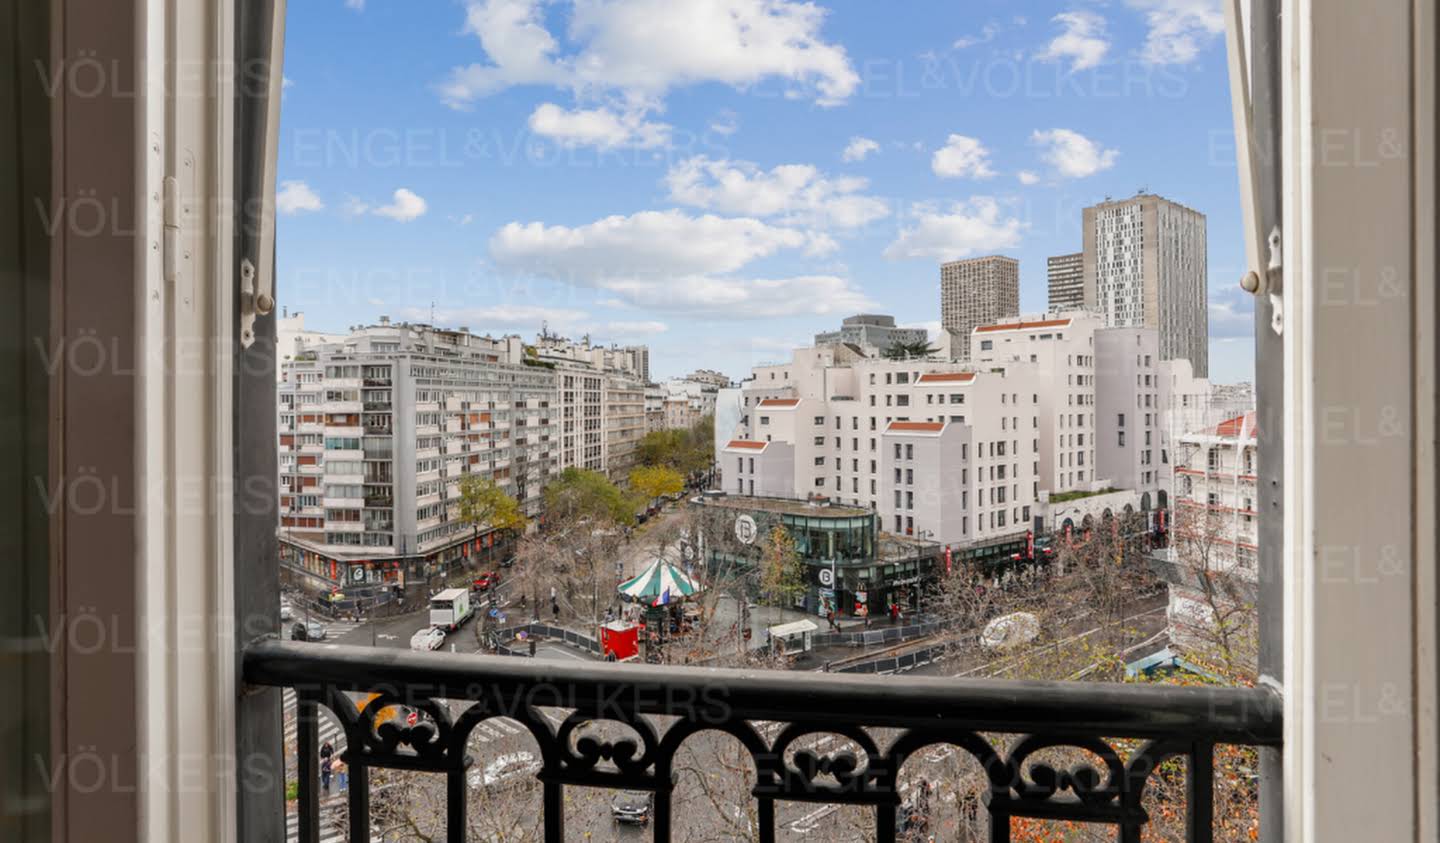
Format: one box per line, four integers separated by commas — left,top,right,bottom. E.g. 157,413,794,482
939,255,1019,361
277,322,559,590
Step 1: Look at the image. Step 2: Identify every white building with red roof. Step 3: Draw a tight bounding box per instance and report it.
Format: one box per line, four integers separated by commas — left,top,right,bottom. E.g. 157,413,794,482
728,345,1044,551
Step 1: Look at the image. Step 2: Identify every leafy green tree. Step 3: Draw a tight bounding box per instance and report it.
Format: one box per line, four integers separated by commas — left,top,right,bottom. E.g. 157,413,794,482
636,415,715,480
637,428,685,468
543,467,636,526
456,475,526,534
758,525,806,607
629,464,684,503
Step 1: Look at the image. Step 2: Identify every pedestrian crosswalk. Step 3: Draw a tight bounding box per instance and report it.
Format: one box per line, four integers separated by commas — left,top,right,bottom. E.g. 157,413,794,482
282,687,348,756
317,618,368,641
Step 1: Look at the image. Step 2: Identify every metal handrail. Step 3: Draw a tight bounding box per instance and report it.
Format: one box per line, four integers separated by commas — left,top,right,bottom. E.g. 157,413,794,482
245,638,1279,843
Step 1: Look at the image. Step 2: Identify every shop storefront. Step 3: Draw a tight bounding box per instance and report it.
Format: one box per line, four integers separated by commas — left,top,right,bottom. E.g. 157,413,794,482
694,494,941,618
278,527,515,600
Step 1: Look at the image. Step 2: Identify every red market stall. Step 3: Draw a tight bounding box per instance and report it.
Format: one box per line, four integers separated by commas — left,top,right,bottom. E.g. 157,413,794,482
599,620,640,662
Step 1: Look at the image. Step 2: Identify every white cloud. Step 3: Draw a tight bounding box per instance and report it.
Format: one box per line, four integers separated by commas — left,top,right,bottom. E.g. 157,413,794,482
606,320,669,336
709,110,740,136
1035,10,1110,72
403,304,593,332
276,180,323,214
1127,0,1224,65
841,137,880,162
488,209,870,317
528,102,671,149
883,197,1024,261
665,156,888,230
439,0,858,110
1208,294,1255,338
341,196,370,217
600,274,873,318
345,0,364,9
372,188,428,222
931,134,996,179
953,21,1001,49
490,209,814,280
453,213,475,226
1031,128,1118,178
1017,170,1040,185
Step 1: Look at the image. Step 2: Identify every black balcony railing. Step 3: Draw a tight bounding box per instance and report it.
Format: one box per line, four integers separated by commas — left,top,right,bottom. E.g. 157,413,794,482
243,639,1280,843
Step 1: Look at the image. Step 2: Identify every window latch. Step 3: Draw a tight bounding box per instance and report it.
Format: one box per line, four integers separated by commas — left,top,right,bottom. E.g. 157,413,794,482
1239,227,1283,336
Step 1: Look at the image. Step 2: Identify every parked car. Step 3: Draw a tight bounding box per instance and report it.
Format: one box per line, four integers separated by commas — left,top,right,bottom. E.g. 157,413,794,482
610,789,653,825
472,571,500,592
410,627,446,651
279,600,293,621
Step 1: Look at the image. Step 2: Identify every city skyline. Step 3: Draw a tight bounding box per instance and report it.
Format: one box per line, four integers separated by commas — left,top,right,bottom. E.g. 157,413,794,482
276,1,1254,383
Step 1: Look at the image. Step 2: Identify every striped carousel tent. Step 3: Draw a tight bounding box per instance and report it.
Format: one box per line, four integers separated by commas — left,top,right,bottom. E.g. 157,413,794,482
617,559,703,606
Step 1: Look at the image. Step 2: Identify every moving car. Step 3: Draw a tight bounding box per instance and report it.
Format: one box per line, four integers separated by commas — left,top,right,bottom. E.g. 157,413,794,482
471,571,499,592
410,627,446,651
610,790,653,825
279,599,293,621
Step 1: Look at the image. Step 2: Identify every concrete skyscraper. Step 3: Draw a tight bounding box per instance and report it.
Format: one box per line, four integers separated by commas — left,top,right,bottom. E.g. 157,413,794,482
1047,252,1084,312
939,255,1019,360
1082,193,1209,376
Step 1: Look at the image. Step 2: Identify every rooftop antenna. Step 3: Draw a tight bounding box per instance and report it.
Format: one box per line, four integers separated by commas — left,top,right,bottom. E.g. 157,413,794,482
429,301,435,324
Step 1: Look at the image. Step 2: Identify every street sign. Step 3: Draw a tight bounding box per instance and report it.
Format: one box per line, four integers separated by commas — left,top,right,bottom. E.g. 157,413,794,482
818,567,834,587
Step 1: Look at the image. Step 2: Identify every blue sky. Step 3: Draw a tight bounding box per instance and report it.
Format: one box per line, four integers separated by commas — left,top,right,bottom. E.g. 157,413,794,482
276,0,1255,383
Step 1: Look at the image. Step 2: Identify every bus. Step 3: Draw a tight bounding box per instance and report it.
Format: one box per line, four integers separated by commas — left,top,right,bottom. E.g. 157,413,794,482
429,588,473,632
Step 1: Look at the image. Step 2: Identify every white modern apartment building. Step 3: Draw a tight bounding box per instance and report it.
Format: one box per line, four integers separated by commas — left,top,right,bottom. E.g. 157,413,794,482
971,313,1100,496
724,350,1043,549
274,310,347,380
973,312,1213,526
277,321,559,587
1082,193,1209,377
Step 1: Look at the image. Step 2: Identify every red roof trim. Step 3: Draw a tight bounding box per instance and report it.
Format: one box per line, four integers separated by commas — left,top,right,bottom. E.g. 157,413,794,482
725,440,768,450
1212,412,1259,438
915,372,976,384
974,318,1072,334
888,421,945,432
757,398,801,407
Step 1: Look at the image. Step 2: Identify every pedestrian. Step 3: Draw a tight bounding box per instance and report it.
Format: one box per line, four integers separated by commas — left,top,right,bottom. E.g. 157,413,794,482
319,740,334,762
334,758,348,790
320,755,333,792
